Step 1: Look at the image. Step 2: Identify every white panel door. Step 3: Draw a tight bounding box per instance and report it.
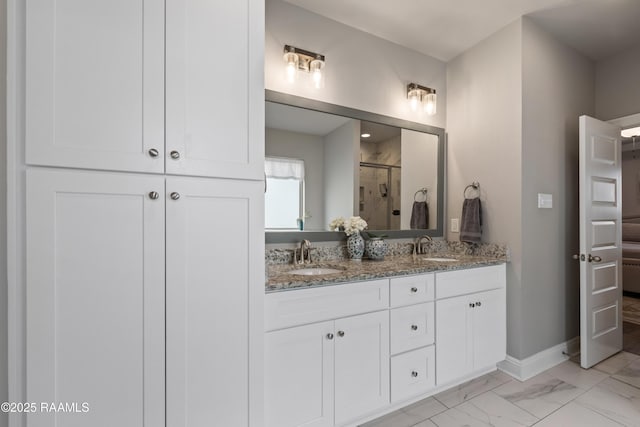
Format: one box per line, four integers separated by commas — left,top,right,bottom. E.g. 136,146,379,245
436,295,472,386
26,0,164,173
334,310,389,426
166,0,264,179
26,169,165,427
166,177,264,427
472,289,506,370
265,322,334,427
579,115,623,368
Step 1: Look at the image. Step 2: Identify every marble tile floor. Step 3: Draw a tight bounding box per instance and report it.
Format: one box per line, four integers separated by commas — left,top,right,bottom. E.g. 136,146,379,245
360,351,640,427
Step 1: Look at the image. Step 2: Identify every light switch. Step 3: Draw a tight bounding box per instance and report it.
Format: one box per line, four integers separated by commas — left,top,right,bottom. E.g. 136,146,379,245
538,193,552,209
451,218,459,233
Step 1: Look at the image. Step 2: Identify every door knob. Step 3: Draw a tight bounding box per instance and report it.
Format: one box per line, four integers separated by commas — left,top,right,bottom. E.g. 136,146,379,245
588,254,602,263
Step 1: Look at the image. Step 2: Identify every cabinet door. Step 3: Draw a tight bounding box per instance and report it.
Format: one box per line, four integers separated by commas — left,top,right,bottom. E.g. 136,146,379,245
334,311,390,426
265,322,334,427
472,289,506,370
26,0,164,173
436,295,473,386
166,177,264,427
166,0,264,179
26,169,165,427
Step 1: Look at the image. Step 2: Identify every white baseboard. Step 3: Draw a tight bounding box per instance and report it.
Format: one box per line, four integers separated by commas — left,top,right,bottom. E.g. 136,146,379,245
498,336,580,381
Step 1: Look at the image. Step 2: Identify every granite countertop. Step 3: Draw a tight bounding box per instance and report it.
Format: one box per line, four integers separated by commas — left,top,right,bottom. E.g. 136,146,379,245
266,253,506,293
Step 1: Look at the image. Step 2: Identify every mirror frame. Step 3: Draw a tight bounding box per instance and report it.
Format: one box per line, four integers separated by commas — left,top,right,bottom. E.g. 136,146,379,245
265,89,446,244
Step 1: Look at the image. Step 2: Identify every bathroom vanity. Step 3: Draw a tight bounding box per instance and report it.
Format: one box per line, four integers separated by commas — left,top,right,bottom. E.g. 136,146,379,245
264,256,506,427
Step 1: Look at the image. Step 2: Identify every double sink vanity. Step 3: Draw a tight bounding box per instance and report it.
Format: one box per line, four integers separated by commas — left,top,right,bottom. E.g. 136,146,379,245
264,242,508,427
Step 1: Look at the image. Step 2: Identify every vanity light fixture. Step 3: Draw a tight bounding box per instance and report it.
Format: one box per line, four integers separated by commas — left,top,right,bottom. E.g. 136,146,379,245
283,45,325,89
407,83,437,116
361,133,371,138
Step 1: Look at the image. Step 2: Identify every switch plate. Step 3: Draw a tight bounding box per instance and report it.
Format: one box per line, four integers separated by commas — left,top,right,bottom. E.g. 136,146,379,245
451,218,459,233
538,193,553,209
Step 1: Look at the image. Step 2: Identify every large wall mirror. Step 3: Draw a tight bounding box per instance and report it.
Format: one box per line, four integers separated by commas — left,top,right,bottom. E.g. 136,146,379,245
265,90,445,244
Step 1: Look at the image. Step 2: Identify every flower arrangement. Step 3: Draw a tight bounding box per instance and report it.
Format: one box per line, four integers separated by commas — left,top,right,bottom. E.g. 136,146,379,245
329,216,368,236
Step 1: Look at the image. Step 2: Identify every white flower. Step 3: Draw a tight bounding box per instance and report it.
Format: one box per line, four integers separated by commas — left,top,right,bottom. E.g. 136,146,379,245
329,216,346,231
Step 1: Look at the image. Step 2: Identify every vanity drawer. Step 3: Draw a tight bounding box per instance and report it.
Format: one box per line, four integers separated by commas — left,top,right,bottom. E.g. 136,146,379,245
265,279,389,331
436,264,505,299
391,346,435,403
389,273,434,307
390,302,434,355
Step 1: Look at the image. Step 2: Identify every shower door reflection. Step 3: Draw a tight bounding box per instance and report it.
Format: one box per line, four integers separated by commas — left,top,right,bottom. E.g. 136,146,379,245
359,163,401,230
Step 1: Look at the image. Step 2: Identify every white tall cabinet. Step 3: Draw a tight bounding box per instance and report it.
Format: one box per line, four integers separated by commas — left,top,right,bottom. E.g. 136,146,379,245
12,0,265,426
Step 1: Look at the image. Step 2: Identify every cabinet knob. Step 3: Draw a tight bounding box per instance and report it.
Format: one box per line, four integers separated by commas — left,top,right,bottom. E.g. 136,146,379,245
170,150,181,159
410,287,418,293
337,330,345,337
148,148,159,157
326,333,334,340
411,324,418,331
476,301,482,307
411,371,419,378
148,191,159,200
170,192,181,201
469,303,475,308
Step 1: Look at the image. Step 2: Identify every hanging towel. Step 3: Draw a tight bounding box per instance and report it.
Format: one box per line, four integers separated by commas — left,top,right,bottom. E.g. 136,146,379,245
460,198,482,243
410,201,429,229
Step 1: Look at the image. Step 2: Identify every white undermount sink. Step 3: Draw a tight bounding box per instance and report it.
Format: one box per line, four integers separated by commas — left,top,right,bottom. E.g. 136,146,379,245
422,257,457,262
287,267,344,276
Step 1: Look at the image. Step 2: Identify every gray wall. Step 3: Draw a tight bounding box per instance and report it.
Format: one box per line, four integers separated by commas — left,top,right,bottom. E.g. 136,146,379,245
595,43,640,121
266,128,326,230
0,0,8,423
521,17,595,359
447,20,525,358
447,17,595,360
265,0,447,129
622,153,640,219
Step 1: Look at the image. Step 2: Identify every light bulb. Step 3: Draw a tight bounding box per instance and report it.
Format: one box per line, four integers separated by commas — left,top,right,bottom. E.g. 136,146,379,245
284,52,299,84
409,91,420,112
310,59,324,89
423,92,437,115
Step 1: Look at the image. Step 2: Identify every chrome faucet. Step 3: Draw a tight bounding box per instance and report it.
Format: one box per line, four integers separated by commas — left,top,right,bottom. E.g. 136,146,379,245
413,235,433,256
294,239,312,264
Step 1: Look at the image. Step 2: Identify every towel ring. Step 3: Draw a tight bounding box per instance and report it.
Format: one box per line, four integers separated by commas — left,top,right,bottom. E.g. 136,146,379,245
414,188,428,202
464,182,480,199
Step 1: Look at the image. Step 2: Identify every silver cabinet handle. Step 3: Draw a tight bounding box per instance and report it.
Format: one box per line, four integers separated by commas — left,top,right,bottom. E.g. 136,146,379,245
148,191,159,200
410,287,418,293
411,371,419,378
337,331,345,337
170,150,180,159
170,192,180,201
411,324,418,331
326,333,334,340
148,148,159,157
588,254,602,263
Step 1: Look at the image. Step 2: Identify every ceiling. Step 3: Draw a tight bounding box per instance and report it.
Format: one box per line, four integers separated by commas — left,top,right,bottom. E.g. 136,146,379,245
283,0,640,61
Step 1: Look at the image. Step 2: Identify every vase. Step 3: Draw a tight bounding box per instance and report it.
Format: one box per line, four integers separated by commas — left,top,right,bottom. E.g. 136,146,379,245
365,237,388,261
346,232,365,260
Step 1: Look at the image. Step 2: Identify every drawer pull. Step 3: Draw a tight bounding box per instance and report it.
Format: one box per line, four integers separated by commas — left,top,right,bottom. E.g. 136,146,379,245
326,333,334,340
410,287,418,293
411,371,419,378
411,324,418,331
